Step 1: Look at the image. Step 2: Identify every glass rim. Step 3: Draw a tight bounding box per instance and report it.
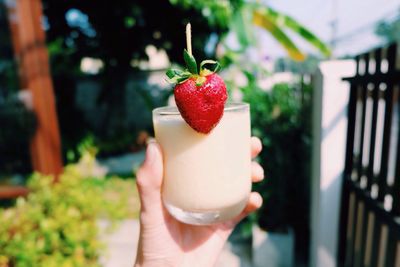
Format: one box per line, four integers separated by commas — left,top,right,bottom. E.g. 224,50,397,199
153,102,249,116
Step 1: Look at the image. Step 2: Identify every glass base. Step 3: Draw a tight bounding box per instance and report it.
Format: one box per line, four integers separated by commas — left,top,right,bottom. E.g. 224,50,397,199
164,198,248,225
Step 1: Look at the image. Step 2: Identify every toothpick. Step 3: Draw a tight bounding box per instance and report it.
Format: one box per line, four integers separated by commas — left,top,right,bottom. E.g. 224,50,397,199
186,23,192,56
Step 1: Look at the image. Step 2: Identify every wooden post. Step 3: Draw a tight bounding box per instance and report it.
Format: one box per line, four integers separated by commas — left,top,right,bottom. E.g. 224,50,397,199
6,0,63,177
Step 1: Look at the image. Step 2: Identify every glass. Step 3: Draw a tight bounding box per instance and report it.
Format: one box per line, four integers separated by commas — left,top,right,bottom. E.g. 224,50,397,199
152,103,251,225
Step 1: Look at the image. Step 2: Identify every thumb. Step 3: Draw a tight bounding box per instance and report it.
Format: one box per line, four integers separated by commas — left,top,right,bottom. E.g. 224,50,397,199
136,142,164,213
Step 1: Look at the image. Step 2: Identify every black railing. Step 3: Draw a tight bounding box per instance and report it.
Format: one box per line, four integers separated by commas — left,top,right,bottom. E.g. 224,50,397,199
338,43,400,267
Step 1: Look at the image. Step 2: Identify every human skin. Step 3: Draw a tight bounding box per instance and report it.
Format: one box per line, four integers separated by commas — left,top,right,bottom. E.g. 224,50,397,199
134,137,264,267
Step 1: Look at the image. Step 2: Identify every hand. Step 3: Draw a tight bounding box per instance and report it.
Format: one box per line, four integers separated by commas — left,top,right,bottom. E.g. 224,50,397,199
134,137,264,267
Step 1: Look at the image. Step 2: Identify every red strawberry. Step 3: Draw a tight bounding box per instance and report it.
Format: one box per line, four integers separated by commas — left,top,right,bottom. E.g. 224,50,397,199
166,24,228,133
174,73,227,134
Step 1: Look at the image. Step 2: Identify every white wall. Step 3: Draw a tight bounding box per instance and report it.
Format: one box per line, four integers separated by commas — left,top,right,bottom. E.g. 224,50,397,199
311,60,356,267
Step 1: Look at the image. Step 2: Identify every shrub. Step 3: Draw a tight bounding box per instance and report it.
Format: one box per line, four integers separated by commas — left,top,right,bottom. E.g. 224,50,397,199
241,79,312,260
0,153,135,267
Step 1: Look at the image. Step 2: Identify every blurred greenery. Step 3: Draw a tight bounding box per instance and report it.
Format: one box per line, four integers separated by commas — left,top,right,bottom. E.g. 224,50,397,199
275,55,321,74
40,0,329,157
171,0,330,59
0,150,138,267
0,3,18,94
240,77,312,263
0,4,34,177
375,10,400,43
0,0,328,160
252,6,330,59
0,96,36,176
39,0,226,158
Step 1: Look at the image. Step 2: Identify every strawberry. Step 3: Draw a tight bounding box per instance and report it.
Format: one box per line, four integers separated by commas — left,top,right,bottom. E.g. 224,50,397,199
174,73,227,134
166,24,228,134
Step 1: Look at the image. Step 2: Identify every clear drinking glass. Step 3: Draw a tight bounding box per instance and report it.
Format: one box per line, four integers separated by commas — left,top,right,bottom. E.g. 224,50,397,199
152,103,251,225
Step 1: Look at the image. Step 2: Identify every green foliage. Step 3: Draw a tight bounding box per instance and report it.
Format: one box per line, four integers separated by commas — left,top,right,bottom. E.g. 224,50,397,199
0,97,36,176
43,0,221,72
246,4,330,60
0,97,36,151
254,6,331,58
0,4,19,93
39,0,224,158
35,0,330,160
241,78,312,255
171,0,330,60
275,55,320,74
0,155,135,267
66,135,97,163
169,0,243,28
375,11,400,43
252,8,305,61
0,5,34,177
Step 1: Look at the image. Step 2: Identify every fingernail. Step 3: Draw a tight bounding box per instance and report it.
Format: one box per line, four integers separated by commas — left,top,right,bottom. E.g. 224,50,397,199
144,143,156,167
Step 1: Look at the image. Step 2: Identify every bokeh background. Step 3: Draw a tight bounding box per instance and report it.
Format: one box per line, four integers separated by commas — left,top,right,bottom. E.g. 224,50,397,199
1,0,400,266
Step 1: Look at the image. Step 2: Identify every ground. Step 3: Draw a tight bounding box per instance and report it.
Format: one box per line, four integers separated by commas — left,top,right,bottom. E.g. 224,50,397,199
99,219,253,267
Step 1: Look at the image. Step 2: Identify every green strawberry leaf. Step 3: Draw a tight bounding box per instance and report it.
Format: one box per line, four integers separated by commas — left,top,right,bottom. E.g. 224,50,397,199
176,75,191,83
165,69,192,84
166,69,184,79
183,49,198,74
200,60,221,74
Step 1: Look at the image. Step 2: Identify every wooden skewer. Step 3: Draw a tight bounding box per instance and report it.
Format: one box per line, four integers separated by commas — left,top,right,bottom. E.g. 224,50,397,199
186,23,192,56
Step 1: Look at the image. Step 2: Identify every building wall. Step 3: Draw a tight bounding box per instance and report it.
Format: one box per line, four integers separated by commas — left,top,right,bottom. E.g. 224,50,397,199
311,60,356,267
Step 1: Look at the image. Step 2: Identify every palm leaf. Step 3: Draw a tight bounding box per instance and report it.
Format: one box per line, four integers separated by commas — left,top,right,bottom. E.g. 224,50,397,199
259,7,331,57
231,7,256,49
253,9,306,61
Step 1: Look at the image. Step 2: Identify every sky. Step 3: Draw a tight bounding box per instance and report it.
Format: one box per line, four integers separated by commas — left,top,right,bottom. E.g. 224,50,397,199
261,0,400,58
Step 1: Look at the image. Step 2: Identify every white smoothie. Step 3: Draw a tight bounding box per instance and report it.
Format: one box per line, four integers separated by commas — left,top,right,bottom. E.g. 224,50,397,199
153,103,251,223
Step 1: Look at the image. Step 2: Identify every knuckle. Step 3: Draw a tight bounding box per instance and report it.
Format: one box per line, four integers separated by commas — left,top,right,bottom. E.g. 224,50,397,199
136,169,148,187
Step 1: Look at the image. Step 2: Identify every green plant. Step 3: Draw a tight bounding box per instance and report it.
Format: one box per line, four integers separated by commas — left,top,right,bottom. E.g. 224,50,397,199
229,80,312,241
0,153,136,267
240,77,312,260
0,96,36,176
246,83,311,224
375,9,400,43
0,4,19,93
171,0,331,60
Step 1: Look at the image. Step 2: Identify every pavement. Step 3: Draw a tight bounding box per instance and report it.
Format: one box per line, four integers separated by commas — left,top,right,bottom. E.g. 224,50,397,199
98,219,252,267
98,151,145,177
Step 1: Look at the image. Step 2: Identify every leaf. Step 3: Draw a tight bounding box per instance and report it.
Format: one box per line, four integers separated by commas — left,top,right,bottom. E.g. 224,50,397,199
176,74,191,84
231,7,255,48
165,68,191,84
200,60,221,74
253,9,305,61
263,7,331,57
166,72,191,84
183,49,198,74
166,69,184,79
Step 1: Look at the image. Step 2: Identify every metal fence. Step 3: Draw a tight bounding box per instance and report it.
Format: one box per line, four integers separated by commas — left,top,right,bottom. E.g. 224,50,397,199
338,43,400,267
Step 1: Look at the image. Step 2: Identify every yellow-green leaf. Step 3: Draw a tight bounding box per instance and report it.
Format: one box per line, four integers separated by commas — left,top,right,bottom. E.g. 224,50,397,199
253,10,305,61
264,7,331,57
200,60,221,74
